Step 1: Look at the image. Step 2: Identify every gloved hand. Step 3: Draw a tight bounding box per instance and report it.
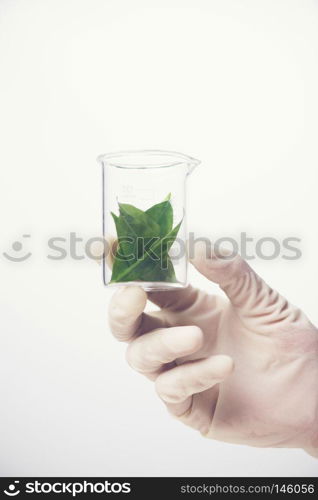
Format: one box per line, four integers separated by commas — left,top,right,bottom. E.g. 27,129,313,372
108,241,318,456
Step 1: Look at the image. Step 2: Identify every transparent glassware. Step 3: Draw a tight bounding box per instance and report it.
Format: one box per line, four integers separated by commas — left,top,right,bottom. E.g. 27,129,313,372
97,150,200,291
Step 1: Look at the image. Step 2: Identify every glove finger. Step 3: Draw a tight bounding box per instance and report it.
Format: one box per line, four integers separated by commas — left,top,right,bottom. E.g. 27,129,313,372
189,241,251,301
89,235,117,267
109,286,165,342
126,325,203,377
155,355,234,416
148,285,203,312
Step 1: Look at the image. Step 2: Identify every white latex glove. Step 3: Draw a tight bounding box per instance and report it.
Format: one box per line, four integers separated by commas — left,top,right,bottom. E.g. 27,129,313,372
108,242,318,456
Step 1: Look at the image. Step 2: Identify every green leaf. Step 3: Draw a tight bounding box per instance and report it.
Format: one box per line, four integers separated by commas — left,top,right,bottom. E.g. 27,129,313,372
110,218,182,283
142,257,177,282
118,203,160,238
111,204,162,283
161,219,182,251
111,212,135,260
110,195,182,283
145,199,173,237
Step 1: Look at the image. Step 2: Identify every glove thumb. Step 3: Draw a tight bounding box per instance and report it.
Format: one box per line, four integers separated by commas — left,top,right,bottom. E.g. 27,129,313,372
189,241,295,333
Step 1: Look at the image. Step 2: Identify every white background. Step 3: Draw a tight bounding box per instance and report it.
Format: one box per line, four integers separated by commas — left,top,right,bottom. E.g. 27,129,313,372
0,0,317,476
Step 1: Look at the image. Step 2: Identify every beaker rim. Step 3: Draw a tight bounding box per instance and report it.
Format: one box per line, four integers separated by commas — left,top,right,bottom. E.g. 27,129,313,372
97,149,200,170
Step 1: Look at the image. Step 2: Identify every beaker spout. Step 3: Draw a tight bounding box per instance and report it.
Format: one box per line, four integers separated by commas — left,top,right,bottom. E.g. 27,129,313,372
187,156,201,175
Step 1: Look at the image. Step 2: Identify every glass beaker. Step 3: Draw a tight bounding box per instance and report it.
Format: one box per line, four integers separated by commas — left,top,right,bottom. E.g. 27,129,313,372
97,150,200,291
